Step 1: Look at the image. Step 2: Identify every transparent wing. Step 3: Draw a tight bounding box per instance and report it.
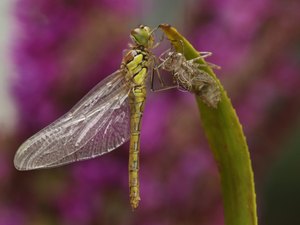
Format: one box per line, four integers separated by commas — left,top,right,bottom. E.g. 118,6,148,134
14,70,131,170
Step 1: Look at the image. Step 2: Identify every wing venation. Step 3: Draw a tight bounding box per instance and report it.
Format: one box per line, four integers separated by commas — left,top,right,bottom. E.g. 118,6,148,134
14,70,131,170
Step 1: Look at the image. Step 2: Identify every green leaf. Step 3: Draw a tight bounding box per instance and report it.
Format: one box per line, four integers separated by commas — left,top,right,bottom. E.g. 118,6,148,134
159,24,258,225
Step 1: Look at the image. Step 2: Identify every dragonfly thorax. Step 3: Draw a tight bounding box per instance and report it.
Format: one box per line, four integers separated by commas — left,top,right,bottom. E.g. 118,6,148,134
123,49,149,86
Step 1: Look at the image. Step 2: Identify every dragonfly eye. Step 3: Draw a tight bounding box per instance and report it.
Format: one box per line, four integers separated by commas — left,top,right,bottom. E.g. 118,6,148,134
130,26,154,48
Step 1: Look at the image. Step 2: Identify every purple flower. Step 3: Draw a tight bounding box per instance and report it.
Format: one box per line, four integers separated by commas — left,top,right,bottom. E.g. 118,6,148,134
166,148,216,204
0,205,26,225
192,25,251,72
139,169,164,210
70,155,127,189
141,94,174,154
101,0,140,13
57,189,94,225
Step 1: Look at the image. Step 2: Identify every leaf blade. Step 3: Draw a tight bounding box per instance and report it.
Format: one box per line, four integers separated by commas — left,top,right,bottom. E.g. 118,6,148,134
159,24,258,225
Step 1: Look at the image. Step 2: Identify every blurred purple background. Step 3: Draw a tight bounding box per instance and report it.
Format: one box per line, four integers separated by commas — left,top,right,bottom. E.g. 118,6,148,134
0,0,300,224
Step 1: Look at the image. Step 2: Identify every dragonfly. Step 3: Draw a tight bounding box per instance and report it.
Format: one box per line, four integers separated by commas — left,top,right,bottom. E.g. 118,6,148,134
14,25,159,209
155,49,221,108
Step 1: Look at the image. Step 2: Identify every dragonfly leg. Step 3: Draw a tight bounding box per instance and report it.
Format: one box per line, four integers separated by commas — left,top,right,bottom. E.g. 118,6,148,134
156,65,166,86
150,67,155,91
150,68,179,92
151,54,168,90
188,53,211,63
151,84,179,92
188,55,221,70
151,54,181,93
151,68,179,92
198,51,213,58
206,62,221,69
158,48,172,62
151,66,170,91
151,26,165,49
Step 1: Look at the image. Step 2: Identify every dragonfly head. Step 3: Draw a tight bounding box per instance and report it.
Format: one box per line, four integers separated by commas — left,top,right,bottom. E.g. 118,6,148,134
130,25,154,48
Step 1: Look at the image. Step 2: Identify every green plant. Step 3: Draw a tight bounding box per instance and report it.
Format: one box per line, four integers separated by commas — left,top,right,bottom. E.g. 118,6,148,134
159,24,258,225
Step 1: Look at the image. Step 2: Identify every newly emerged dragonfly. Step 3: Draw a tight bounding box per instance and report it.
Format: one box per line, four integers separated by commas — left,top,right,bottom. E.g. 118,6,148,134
14,25,159,209
157,50,221,108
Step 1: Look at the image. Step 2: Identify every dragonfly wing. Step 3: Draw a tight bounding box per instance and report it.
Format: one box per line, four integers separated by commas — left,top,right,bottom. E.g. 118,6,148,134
14,70,131,170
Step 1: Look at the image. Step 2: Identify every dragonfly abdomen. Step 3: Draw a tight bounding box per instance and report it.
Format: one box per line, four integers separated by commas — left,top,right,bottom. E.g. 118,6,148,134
128,86,146,209
125,48,149,209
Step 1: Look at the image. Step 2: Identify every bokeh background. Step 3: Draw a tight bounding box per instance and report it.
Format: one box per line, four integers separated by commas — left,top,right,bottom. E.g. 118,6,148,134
0,0,300,224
